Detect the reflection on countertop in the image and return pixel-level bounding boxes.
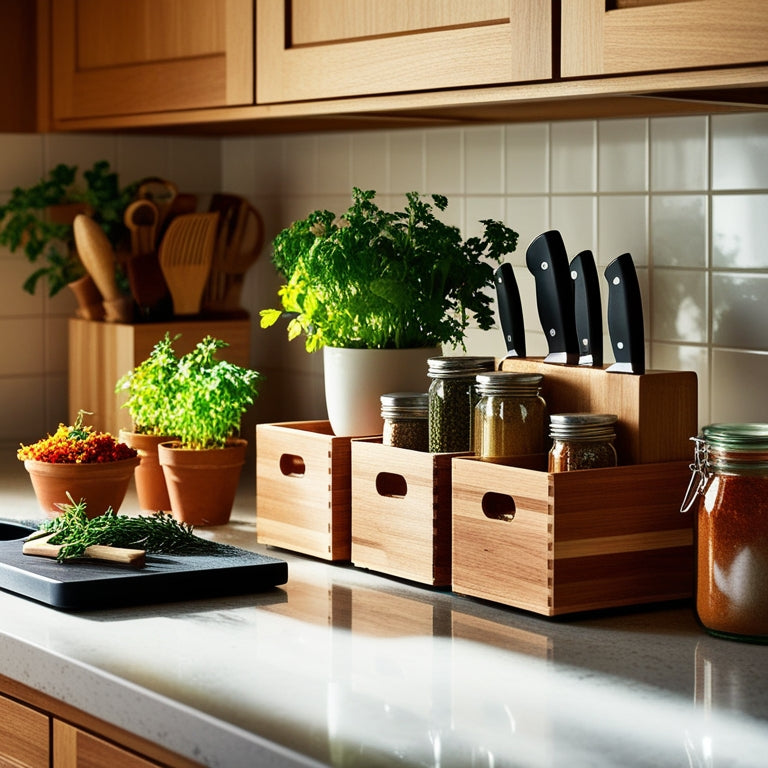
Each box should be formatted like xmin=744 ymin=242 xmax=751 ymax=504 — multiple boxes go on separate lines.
xmin=0 ymin=452 xmax=766 ymax=767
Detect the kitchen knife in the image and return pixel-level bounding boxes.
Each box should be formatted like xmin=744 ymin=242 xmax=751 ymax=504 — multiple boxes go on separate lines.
xmin=494 ymin=262 xmax=526 ymax=361
xmin=570 ymin=249 xmax=603 ymax=367
xmin=604 ymin=252 xmax=645 ymax=375
xmin=525 ymin=230 xmax=579 ymax=364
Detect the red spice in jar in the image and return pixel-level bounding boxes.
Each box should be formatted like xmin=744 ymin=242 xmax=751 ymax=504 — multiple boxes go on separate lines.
xmin=690 ymin=424 xmax=768 ymax=642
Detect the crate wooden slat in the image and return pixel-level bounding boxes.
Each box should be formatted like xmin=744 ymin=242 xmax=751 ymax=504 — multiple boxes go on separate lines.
xmin=256 ymin=420 xmax=351 ymax=560
xmin=498 ymin=358 xmax=698 ymax=464
xmin=351 ymin=439 xmax=469 ymax=586
xmin=451 ymin=456 xmax=694 ymax=616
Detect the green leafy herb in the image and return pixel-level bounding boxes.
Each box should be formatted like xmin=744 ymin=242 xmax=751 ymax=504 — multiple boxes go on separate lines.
xmin=260 ymin=188 xmax=519 ymax=351
xmin=32 ymin=494 xmax=230 ymax=562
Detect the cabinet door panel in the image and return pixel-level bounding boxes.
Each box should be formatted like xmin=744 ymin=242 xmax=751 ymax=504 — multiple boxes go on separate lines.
xmin=562 ymin=0 xmax=768 ymax=77
xmin=51 ymin=0 xmax=253 ymax=121
xmin=0 ymin=693 xmax=49 ymax=768
xmin=53 ymin=720 xmax=162 ymax=768
xmin=256 ymin=0 xmax=551 ymax=103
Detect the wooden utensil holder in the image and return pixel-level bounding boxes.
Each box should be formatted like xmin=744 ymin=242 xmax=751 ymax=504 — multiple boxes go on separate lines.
xmin=451 ymin=360 xmax=699 ymax=616
xmin=351 ymin=438 xmax=470 ymax=586
xmin=256 ymin=421 xmax=352 ymax=560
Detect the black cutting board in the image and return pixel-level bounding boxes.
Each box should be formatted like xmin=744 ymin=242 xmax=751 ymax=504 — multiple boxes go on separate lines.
xmin=0 ymin=522 xmax=288 ymax=611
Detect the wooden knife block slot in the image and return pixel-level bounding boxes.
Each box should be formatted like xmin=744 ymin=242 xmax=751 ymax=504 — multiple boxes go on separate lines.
xmin=498 ymin=358 xmax=698 ymax=465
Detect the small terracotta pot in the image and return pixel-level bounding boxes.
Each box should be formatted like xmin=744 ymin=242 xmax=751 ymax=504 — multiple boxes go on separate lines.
xmin=158 ymin=439 xmax=247 ymax=527
xmin=23 ymin=456 xmax=140 ymax=518
xmin=119 ymin=430 xmax=177 ymax=512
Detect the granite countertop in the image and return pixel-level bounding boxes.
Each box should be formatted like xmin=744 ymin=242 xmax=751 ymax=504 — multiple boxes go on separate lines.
xmin=0 ymin=458 xmax=767 ymax=767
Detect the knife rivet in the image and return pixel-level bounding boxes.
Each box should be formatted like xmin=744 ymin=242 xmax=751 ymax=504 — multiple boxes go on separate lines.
xmin=612 ymin=276 xmax=621 ymax=286
xmin=540 ymin=262 xmax=549 ymax=271
xmin=549 ymin=328 xmax=556 ymax=337
xmin=617 ymin=341 xmax=625 ymax=349
xmin=571 ymin=270 xmax=578 ymax=280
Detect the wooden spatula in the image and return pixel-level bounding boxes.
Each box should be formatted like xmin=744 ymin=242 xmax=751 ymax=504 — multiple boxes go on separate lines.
xmin=23 ymin=534 xmax=146 ymax=568
xmin=158 ymin=212 xmax=219 ymax=316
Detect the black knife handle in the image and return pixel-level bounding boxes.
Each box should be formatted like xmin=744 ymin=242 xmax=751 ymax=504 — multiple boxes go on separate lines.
xmin=525 ymin=230 xmax=579 ymax=364
xmin=604 ymin=252 xmax=645 ymax=375
xmin=570 ymin=250 xmax=603 ymax=367
xmin=494 ymin=262 xmax=526 ymax=358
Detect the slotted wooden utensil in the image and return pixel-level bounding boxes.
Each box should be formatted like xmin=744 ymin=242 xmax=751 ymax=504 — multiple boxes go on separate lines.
xmin=158 ymin=212 xmax=219 ymax=316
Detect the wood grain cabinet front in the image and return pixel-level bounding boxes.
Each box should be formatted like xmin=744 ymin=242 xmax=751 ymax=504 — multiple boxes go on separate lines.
xmin=48 ymin=0 xmax=254 ymax=123
xmin=562 ymin=0 xmax=768 ymax=78
xmin=53 ymin=721 xmax=162 ymax=768
xmin=256 ymin=0 xmax=552 ymax=103
xmin=0 ymin=692 xmax=49 ymax=768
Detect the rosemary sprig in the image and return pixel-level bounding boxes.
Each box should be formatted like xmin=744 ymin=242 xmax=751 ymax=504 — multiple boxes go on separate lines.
xmin=31 ymin=494 xmax=232 ymax=561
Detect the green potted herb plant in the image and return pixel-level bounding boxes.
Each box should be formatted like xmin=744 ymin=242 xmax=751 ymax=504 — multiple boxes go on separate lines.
xmin=115 ymin=333 xmax=181 ymax=512
xmin=0 ymin=160 xmax=135 ymax=316
xmin=260 ymin=187 xmax=518 ymax=435
xmin=150 ymin=335 xmax=264 ymax=526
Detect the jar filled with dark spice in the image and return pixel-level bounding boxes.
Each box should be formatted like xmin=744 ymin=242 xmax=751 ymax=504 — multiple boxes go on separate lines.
xmin=380 ymin=392 xmax=429 ymax=451
xmin=473 ymin=372 xmax=547 ymax=459
xmin=548 ymin=413 xmax=618 ymax=472
xmin=428 ymin=356 xmax=495 ymax=453
xmin=681 ymin=423 xmax=768 ymax=643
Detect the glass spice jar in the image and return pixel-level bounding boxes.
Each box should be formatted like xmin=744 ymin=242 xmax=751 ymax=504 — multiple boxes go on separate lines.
xmin=380 ymin=392 xmax=429 ymax=451
xmin=473 ymin=372 xmax=547 ymax=459
xmin=427 ymin=356 xmax=495 ymax=453
xmin=548 ymin=413 xmax=618 ymax=472
xmin=681 ymin=423 xmax=768 ymax=643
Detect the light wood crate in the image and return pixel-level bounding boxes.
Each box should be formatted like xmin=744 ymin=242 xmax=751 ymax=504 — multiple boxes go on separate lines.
xmin=256 ymin=421 xmax=352 ymax=561
xmin=451 ymin=456 xmax=694 ymax=616
xmin=68 ymin=317 xmax=250 ymax=434
xmin=351 ymin=439 xmax=469 ymax=586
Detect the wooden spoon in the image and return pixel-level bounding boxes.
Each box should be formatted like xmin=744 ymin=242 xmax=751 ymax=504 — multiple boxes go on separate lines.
xmin=124 ymin=199 xmax=159 ymax=256
xmin=158 ymin=212 xmax=219 ymax=316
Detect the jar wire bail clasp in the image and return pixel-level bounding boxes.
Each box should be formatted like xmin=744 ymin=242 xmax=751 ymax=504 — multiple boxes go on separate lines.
xmin=680 ymin=436 xmax=709 ymax=514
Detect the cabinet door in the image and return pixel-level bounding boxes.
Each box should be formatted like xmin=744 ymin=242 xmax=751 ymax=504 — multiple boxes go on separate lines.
xmin=50 ymin=0 xmax=253 ymax=121
xmin=562 ymin=0 xmax=768 ymax=77
xmin=256 ymin=0 xmax=551 ymax=103
xmin=0 ymin=693 xmax=49 ymax=768
xmin=53 ymin=720 xmax=162 ymax=768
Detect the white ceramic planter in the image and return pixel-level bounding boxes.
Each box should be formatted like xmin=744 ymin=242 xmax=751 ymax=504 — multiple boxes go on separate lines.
xmin=323 ymin=346 xmax=441 ymax=437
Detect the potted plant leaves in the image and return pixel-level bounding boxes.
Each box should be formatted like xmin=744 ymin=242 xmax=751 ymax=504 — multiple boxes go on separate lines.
xmin=115 ymin=333 xmax=181 ymax=512
xmin=0 ymin=160 xmax=135 ymax=316
xmin=260 ymin=188 xmax=519 ymax=436
xmin=149 ymin=335 xmax=264 ymax=526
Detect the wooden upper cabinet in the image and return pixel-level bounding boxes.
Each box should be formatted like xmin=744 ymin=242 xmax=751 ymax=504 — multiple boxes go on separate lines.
xmin=49 ymin=0 xmax=253 ymax=122
xmin=562 ymin=0 xmax=768 ymax=78
xmin=256 ymin=0 xmax=552 ymax=103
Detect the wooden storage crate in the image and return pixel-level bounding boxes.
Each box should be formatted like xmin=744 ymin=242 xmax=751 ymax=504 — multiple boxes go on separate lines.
xmin=452 ymin=362 xmax=698 ymax=616
xmin=256 ymin=420 xmax=352 ymax=560
xmin=351 ymin=439 xmax=469 ymax=586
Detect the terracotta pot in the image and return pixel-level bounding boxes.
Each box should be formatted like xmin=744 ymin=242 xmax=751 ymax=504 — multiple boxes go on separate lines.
xmin=67 ymin=274 xmax=104 ymax=320
xmin=119 ymin=430 xmax=177 ymax=512
xmin=323 ymin=346 xmax=441 ymax=436
xmin=157 ymin=439 xmax=247 ymax=526
xmin=23 ymin=456 xmax=140 ymax=518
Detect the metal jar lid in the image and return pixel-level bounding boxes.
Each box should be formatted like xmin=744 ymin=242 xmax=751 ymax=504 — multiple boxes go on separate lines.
xmin=380 ymin=392 xmax=428 ymax=419
xmin=427 ymin=356 xmax=495 ymax=378
xmin=549 ymin=413 xmax=618 ymax=441
xmin=475 ymin=371 xmax=543 ymax=397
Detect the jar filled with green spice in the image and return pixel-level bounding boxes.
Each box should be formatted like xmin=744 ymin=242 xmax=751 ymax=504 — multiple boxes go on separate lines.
xmin=428 ymin=356 xmax=495 ymax=453
xmin=473 ymin=372 xmax=547 ymax=459
xmin=547 ymin=413 xmax=618 ymax=472
xmin=381 ymin=392 xmax=429 ymax=451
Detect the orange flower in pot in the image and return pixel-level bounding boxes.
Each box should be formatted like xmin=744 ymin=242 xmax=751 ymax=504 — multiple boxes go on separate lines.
xmin=17 ymin=410 xmax=139 ymax=518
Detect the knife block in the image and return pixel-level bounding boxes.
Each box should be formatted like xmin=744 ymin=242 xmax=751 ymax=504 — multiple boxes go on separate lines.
xmin=256 ymin=421 xmax=352 ymax=560
xmin=451 ymin=360 xmax=698 ymax=616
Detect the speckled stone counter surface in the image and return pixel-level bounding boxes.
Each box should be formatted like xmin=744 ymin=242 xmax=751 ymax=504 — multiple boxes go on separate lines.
xmin=0 ymin=455 xmax=767 ymax=767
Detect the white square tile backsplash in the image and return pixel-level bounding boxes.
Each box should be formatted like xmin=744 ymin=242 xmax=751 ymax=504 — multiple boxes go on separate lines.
xmin=1 ymin=110 xmax=767 ymax=444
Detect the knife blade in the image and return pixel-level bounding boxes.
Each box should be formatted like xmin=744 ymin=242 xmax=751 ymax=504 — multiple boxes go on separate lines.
xmin=525 ymin=230 xmax=579 ymax=364
xmin=494 ymin=262 xmax=526 ymax=361
xmin=570 ymin=249 xmax=603 ymax=367
xmin=604 ymin=252 xmax=645 ymax=375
